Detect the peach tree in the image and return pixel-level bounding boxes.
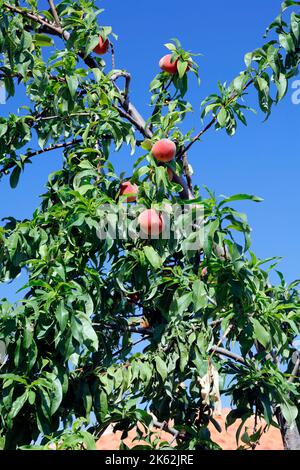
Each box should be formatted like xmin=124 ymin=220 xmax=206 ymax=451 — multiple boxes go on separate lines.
xmin=0 ymin=0 xmax=300 ymax=450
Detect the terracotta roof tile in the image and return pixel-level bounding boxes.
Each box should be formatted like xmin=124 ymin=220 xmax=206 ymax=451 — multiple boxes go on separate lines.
xmin=96 ymin=409 xmax=283 ymax=450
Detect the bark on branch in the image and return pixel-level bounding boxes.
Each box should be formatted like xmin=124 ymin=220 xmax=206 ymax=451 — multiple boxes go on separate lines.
xmin=2 ymin=2 xmax=192 ymax=200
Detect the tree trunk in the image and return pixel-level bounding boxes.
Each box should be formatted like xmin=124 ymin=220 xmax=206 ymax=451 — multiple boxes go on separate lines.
xmin=276 ymin=409 xmax=300 ymax=450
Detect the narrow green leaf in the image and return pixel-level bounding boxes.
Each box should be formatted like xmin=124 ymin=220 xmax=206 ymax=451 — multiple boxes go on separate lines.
xmin=33 ymin=34 xmax=54 ymax=47
xmin=164 ymin=43 xmax=176 ymax=51
xmin=275 ymin=73 xmax=288 ymax=101
xmin=279 ymin=33 xmax=295 ymax=52
xmin=280 ymin=402 xmax=298 ymax=425
xmin=143 ymin=246 xmax=162 ymax=270
xmin=155 ymin=356 xmax=167 ymax=381
xmin=217 ymin=107 xmax=228 ymax=127
xmin=192 ymin=279 xmax=208 ymax=311
xmin=9 ymin=166 xmax=21 ymax=189
xmin=55 ymin=301 xmax=69 ymax=332
xmin=177 ymin=61 xmax=188 ymax=79
xmin=291 ymin=12 xmax=300 ymax=41
xmin=85 ymin=35 xmax=101 ymax=56
xmin=219 ymin=194 xmax=263 ymax=207
xmin=9 ymin=391 xmax=28 ymax=420
xmin=99 ymin=391 xmax=108 ymax=421
xmin=66 ymin=76 xmax=79 ymax=99
xmin=251 ymin=318 xmax=270 ymax=348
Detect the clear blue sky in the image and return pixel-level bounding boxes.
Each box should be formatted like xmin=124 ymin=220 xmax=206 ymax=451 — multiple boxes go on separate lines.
xmin=1 ymin=0 xmax=299 ymax=303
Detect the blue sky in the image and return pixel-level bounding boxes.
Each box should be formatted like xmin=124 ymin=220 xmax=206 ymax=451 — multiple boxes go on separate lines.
xmin=0 ymin=0 xmax=299 ymax=305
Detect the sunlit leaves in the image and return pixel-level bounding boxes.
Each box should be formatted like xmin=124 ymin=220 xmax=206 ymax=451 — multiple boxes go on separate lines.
xmin=33 ymin=34 xmax=54 ymax=47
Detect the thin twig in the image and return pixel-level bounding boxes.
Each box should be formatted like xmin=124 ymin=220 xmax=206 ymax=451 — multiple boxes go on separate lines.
xmin=99 ymin=322 xmax=153 ymax=336
xmin=112 ymin=336 xmax=149 ymax=357
xmin=3 ymin=2 xmax=62 ymax=35
xmin=0 ymin=139 xmax=83 ymax=175
xmin=179 ymin=79 xmax=254 ymax=157
xmin=3 ymin=2 xmax=192 ymax=200
xmin=110 ymin=70 xmax=131 ymax=106
xmin=0 ymin=72 xmax=65 ymax=82
xmin=210 ymin=324 xmax=233 ymax=360
xmin=48 ymin=0 xmax=61 ymax=27
xmin=109 ymin=41 xmax=115 ymax=69
xmin=209 ymin=346 xmax=246 ymax=365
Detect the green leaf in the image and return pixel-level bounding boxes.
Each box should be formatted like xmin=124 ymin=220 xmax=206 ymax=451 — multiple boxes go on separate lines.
xmin=9 ymin=391 xmax=28 ymax=420
xmin=99 ymin=391 xmax=108 ymax=421
xmin=275 ymin=73 xmax=288 ymax=101
xmin=219 ymin=194 xmax=263 ymax=207
xmin=256 ymin=76 xmax=269 ymax=94
xmin=291 ymin=13 xmax=300 ymax=41
xmin=217 ymin=107 xmax=228 ymax=127
xmin=178 ymin=341 xmax=189 ymax=372
xmin=81 ymin=431 xmax=96 ymax=450
xmin=170 ymin=292 xmax=193 ymax=316
xmin=251 ymin=318 xmax=270 ymax=348
xmin=279 ymin=33 xmax=295 ymax=52
xmin=55 ymin=301 xmax=69 ymax=332
xmin=232 ymin=73 xmax=248 ymax=92
xmin=78 ymin=313 xmax=99 ymax=351
xmin=9 ymin=166 xmax=21 ymax=189
xmin=244 ymin=52 xmax=253 ymax=68
xmin=28 ymin=390 xmax=36 ymax=406
xmin=203 ymin=218 xmax=219 ymax=257
xmin=260 ymin=395 xmax=273 ymax=425
xmin=155 ymin=356 xmax=167 ymax=382
xmin=177 ymin=61 xmax=188 ymax=79
xmin=140 ymin=139 xmax=152 ymax=151
xmin=164 ymin=43 xmax=176 ymax=51
xmin=66 ymin=76 xmax=79 ymax=99
xmin=48 ymin=375 xmax=63 ymax=415
xmin=0 ymin=122 xmax=8 ymax=138
xmin=85 ymin=35 xmax=101 ymax=56
xmin=280 ymin=402 xmax=298 ymax=425
xmin=192 ymin=279 xmax=208 ymax=311
xmin=33 ymin=34 xmax=54 ymax=47
xmin=281 ymin=1 xmax=300 ymax=13
xmin=143 ymin=246 xmax=162 ymax=270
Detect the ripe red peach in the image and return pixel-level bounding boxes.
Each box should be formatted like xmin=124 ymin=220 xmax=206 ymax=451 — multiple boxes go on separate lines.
xmin=138 ymin=209 xmax=165 ymax=236
xmin=151 ymin=139 xmax=176 ymax=163
xmin=93 ymin=36 xmax=109 ymax=55
xmin=120 ymin=181 xmax=139 ymax=203
xmin=159 ymin=54 xmax=178 ymax=74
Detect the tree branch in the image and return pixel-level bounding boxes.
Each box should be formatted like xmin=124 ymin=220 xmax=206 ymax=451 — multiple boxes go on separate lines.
xmin=181 ymin=152 xmax=194 ymax=197
xmin=109 ymin=41 xmax=115 ymax=69
xmin=209 ymin=346 xmax=246 ymax=366
xmin=152 ymin=419 xmax=182 ymax=440
xmin=2 ymin=2 xmax=191 ymax=200
xmin=100 ymin=322 xmax=153 ymax=336
xmin=288 ymin=352 xmax=300 ymax=384
xmin=3 ymin=2 xmax=62 ymax=35
xmin=110 ymin=71 xmax=131 ymax=103
xmin=0 ymin=71 xmax=65 ymax=83
xmin=179 ymin=79 xmax=254 ymax=157
xmin=112 ymin=336 xmax=149 ymax=358
xmin=0 ymin=139 xmax=82 ymax=175
xmin=48 ymin=0 xmax=61 ymax=27
xmin=102 ymin=321 xmax=247 ymax=368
